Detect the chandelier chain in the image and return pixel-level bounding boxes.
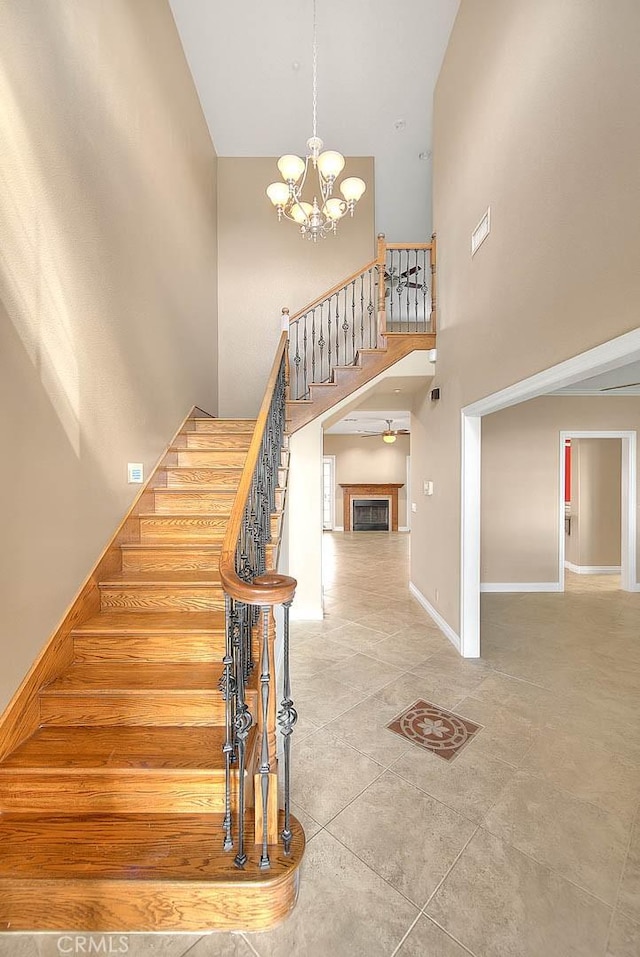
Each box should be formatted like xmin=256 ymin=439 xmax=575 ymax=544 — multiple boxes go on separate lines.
xmin=312 ymin=0 xmax=318 ymax=140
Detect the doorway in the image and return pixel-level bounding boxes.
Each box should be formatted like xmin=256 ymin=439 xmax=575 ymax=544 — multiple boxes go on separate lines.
xmin=322 ymin=455 xmax=336 ymax=530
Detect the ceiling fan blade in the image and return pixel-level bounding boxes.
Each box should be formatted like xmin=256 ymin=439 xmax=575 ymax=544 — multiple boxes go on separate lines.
xmin=600 ymin=382 xmax=640 ymax=391
xmin=398 ymin=265 xmax=421 ymax=278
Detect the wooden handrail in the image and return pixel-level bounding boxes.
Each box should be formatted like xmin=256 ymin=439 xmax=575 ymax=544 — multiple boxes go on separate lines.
xmin=287 ymin=258 xmax=379 ymax=324
xmin=219 ymin=332 xmax=296 ymax=606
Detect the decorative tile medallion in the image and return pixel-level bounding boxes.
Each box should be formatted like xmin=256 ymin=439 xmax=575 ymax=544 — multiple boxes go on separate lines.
xmin=387 ymin=699 xmax=483 ymax=762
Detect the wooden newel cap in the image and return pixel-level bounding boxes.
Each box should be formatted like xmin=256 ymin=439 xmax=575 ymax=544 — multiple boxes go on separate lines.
xmin=281 ymin=307 xmax=289 ymax=315
xmin=253 ymin=573 xmax=297 ymax=605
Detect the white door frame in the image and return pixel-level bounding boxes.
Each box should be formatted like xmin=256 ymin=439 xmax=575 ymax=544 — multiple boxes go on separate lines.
xmin=322 ymin=455 xmax=336 ymax=530
xmin=559 ymin=431 xmax=636 ymax=591
xmin=460 ymin=326 xmax=640 ymax=659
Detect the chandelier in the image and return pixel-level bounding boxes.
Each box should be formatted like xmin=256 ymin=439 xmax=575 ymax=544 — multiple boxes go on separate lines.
xmin=266 ymin=0 xmax=366 ymax=241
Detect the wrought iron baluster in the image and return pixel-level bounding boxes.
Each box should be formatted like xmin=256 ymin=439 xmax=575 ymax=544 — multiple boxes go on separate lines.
xmin=293 ymin=321 xmax=301 ymax=400
xmin=389 ymin=250 xmax=394 ymax=326
xmin=233 ymin=600 xmax=252 ymax=869
xmin=368 ymin=268 xmax=375 ymax=348
xmin=258 ymin=606 xmax=272 ymax=869
xmin=302 ymin=316 xmax=308 ymax=399
xmin=335 ymin=294 xmax=340 ymax=367
xmin=342 ymin=286 xmax=349 ymax=365
xmin=327 ymin=301 xmax=332 ymax=380
xmin=423 ymin=248 xmax=429 ymax=329
xmin=278 ymin=600 xmax=297 ymax=855
xmin=221 ymin=594 xmax=236 ymax=851
xmin=351 ymin=280 xmax=356 ymax=364
xmin=359 ymin=273 xmax=365 ymax=362
xmin=318 ymin=301 xmax=325 ymax=382
xmin=311 ymin=308 xmax=316 ymax=385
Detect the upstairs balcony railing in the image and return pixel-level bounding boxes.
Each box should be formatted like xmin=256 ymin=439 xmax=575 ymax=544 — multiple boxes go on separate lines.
xmin=285 ymin=233 xmax=436 ymax=400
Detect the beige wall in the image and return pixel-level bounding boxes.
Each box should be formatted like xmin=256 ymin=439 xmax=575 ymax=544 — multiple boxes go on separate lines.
xmin=323 ymin=434 xmax=410 ymax=529
xmin=412 ymin=0 xmax=640 ymax=630
xmin=567 ymin=439 xmax=621 ymax=570
xmin=217 ymin=157 xmax=375 ymax=417
xmin=0 ymin=0 xmax=218 ymax=709
xmin=481 ymin=397 xmax=637 ymax=584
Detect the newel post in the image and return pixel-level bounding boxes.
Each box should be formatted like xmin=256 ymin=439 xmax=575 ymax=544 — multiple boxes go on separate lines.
xmin=376 ymin=232 xmax=387 ymax=338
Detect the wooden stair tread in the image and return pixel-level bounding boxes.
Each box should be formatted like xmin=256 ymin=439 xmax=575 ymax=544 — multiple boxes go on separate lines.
xmin=73 ymin=610 xmax=226 ymax=634
xmin=138 ymin=513 xmax=230 ymax=521
xmin=0 ymin=811 xmax=303 ymax=882
xmin=44 ymin=663 xmax=225 ymax=693
xmin=0 ymin=726 xmax=230 ymax=770
xmin=99 ymin=571 xmax=223 ymax=586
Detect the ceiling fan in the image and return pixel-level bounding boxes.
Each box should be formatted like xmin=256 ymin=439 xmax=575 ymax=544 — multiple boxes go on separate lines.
xmin=361 ymin=418 xmax=410 ymax=444
xmin=383 ymin=263 xmax=426 ymax=297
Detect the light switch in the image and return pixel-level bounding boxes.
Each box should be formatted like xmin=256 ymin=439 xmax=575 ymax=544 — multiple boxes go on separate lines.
xmin=423 ymin=480 xmax=433 ymax=496
xmin=411 ymin=503 xmax=417 ymax=513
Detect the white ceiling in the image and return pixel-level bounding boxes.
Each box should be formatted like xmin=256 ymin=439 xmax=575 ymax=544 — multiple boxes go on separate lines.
xmin=169 ymin=0 xmax=460 ymax=241
xmin=325 ymin=409 xmax=411 ymax=436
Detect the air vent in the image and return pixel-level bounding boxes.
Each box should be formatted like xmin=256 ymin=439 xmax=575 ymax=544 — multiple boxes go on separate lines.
xmin=471 ymin=208 xmax=491 ymax=256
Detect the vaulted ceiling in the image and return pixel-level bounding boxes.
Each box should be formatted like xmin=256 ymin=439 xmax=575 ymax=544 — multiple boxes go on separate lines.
xmin=169 ymin=0 xmax=460 ymax=241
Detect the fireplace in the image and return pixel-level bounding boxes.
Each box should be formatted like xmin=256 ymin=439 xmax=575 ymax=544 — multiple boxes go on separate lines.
xmin=339 ymin=483 xmax=404 ymax=532
xmin=352 ymin=498 xmax=390 ymax=531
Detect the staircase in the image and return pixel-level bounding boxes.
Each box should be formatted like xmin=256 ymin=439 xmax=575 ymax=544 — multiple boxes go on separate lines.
xmin=0 ymin=398 xmax=304 ymax=931
xmin=286 ymin=233 xmax=437 ymax=431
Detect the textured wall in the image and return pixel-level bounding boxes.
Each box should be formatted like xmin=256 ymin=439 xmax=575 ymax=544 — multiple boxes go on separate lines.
xmin=412 ymin=0 xmax=640 ymax=632
xmin=0 ymin=0 xmax=218 ymax=709
xmin=217 ymin=156 xmax=375 ymax=417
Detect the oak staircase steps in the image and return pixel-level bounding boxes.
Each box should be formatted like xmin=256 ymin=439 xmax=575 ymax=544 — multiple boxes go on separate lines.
xmin=0 ymin=415 xmax=303 ymax=932
xmin=286 ymin=331 xmax=435 ymax=432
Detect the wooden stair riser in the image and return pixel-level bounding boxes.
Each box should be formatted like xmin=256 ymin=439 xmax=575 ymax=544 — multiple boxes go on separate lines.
xmin=153 ymin=490 xmax=235 ymax=514
xmin=100 ymin=584 xmax=224 ymax=613
xmin=140 ymin=516 xmax=228 ymax=544
xmin=73 ymin=632 xmax=225 ymax=663
xmin=0 ymin=771 xmax=235 ymax=815
xmin=121 ymin=545 xmax=220 ymax=573
xmin=188 ymin=419 xmax=257 ymax=434
xmin=39 ymin=690 xmax=246 ymax=727
xmin=162 ymin=468 xmax=242 ymax=490
xmin=172 ymin=450 xmax=246 ymax=468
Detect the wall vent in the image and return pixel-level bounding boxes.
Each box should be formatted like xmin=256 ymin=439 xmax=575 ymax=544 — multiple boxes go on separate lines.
xmin=471 ymin=208 xmax=491 ymax=256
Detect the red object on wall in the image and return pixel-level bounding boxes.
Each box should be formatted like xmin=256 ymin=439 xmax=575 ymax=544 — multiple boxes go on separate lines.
xmin=565 ymin=440 xmax=572 ymax=503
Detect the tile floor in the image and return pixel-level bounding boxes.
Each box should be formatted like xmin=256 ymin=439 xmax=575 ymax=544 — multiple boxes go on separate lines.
xmin=2 ymin=532 xmax=640 ymax=957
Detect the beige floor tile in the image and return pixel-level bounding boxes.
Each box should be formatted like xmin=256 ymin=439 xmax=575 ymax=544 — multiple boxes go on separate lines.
xmin=290 ymin=640 xmax=356 ymax=682
xmin=323 ymin=652 xmax=405 ymax=694
xmin=184 ymin=933 xmax=260 ymax=956
xmin=291 ymin=802 xmax=322 ymax=841
xmin=290 ymin=616 xmax=350 ymax=637
xmin=618 ymin=813 xmax=640 ymax=923
xmin=324 ymin=620 xmax=389 ymax=653
xmin=519 ymin=730 xmax=640 ymax=826
xmin=454 ymin=695 xmax=539 ymax=765
xmin=374 ymin=672 xmax=466 ymax=713
xmin=484 ymin=770 xmax=629 ymax=904
xmin=390 ymin=744 xmax=515 ymax=825
xmin=291 ymin=728 xmax=384 ymax=825
xmin=426 ymin=828 xmax=612 ymax=957
xmin=366 ymin=628 xmax=445 ymax=668
xmin=323 ymin=693 xmax=414 ymax=766
xmin=293 ymin=671 xmax=368 ymax=726
xmin=245 ymin=830 xmax=419 ymax=957
xmin=409 ymin=653 xmax=491 ymax=698
xmin=470 ymin=672 xmax=564 ymax=726
xmin=327 ymin=771 xmax=476 ymax=907
xmin=395 ymin=917 xmax=475 ymax=957
xmin=606 ymin=910 xmax=640 ymax=956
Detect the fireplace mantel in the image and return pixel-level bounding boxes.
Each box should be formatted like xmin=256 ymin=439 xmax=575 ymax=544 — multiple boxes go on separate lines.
xmin=339 ymin=483 xmax=404 ymax=532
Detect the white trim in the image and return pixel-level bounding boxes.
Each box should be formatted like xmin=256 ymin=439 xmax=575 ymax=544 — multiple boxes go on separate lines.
xmin=409 ymin=582 xmax=461 ymax=652
xmin=399 ymin=526 xmax=410 ymax=532
xmin=559 ymin=430 xmax=636 ymax=592
xmin=322 ymin=455 xmax=336 ymax=531
xmin=564 ymin=562 xmax=621 ymax=575
xmin=461 ymin=328 xmax=640 ymax=660
xmin=333 ymin=525 xmax=344 ymax=532
xmin=290 ymin=605 xmax=324 ymax=621
xmin=481 ymin=582 xmax=562 ymax=593
xmin=460 ymin=414 xmax=481 ymax=658
xmin=465 ymin=328 xmax=640 ymax=417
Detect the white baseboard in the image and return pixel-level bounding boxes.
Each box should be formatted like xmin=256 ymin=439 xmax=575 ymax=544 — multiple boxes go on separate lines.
xmin=333 ymin=526 xmax=344 ymax=532
xmin=480 ymin=582 xmax=562 ymax=593
xmin=564 ymin=562 xmax=621 ymax=575
xmin=409 ymin=582 xmax=461 ymax=653
xmin=398 ymin=526 xmax=410 ymax=532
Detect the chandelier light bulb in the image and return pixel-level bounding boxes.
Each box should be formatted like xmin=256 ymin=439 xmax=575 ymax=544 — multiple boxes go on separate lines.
xmin=339 ymin=177 xmax=366 ymax=203
xmin=266 ymin=182 xmax=290 ymax=207
xmin=317 ymin=150 xmax=345 ymax=181
xmin=277 ymin=154 xmax=305 ymax=183
xmin=323 ymin=198 xmax=346 ymax=221
xmin=290 ymin=201 xmax=313 ymax=224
